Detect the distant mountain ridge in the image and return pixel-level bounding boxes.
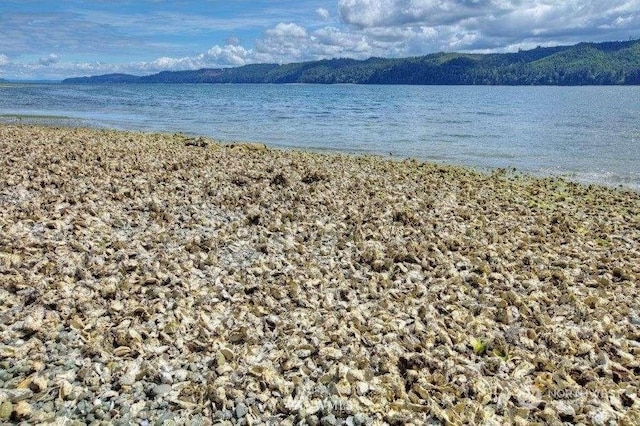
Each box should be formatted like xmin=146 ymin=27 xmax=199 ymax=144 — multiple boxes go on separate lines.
xmin=64 ymin=39 xmax=640 ymax=85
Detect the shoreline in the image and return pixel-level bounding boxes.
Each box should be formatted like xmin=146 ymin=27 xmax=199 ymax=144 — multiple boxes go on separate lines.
xmin=1 ymin=124 xmax=639 ymax=424
xmin=4 ymin=118 xmax=640 ymax=194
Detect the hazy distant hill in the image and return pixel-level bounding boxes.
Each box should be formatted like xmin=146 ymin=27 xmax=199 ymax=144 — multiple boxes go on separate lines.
xmin=64 ymin=39 xmax=640 ymax=85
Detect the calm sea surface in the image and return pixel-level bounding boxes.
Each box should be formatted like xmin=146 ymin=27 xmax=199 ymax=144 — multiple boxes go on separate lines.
xmin=1 ymin=83 xmax=639 ymax=190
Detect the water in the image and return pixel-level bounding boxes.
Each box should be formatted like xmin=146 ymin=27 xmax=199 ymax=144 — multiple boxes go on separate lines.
xmin=1 ymin=83 xmax=639 ymax=190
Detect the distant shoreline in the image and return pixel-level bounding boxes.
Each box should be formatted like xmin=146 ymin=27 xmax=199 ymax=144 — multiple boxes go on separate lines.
xmin=63 ymin=39 xmax=640 ymax=85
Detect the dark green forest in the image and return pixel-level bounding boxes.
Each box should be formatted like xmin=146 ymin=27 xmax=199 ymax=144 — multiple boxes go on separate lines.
xmin=64 ymin=39 xmax=640 ymax=85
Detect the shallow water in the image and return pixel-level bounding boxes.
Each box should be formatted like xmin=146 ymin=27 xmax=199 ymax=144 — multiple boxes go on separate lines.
xmin=1 ymin=83 xmax=639 ymax=190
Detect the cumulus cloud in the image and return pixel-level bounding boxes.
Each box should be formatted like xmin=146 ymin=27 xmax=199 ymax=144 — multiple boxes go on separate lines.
xmin=130 ymin=22 xmax=379 ymax=71
xmin=338 ymin=0 xmax=484 ymax=28
xmin=226 ymin=36 xmax=241 ymax=46
xmin=316 ymin=7 xmax=331 ymax=21
xmin=204 ymin=44 xmax=252 ymax=66
xmin=4 ymin=1 xmax=640 ymax=80
xmin=337 ymin=1 xmax=640 ymax=52
xmin=59 ymin=1 xmax=640 ymax=78
xmin=312 ymin=27 xmax=373 ymax=56
xmin=265 ymin=23 xmax=308 ymax=39
xmin=39 ymin=53 xmax=60 ymax=66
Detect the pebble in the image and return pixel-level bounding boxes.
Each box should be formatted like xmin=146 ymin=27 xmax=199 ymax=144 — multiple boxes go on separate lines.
xmin=29 ymin=376 xmax=48 ymax=393
xmin=4 ymin=388 xmax=33 ymax=403
xmin=14 ymin=400 xmax=33 ymax=419
xmin=152 ymin=385 xmax=172 ymax=397
xmin=0 ymin=400 xmax=12 ymax=420
xmin=353 ymin=413 xmax=368 ymax=426
xmin=235 ymin=401 xmax=248 ymax=418
xmin=321 ymin=414 xmax=337 ymax=426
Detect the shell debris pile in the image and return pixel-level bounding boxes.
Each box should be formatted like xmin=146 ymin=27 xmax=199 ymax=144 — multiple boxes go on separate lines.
xmin=1 ymin=124 xmax=639 ymax=425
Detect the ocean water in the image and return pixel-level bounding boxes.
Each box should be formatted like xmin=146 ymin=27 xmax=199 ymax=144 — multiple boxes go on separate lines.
xmin=1 ymin=83 xmax=639 ymax=190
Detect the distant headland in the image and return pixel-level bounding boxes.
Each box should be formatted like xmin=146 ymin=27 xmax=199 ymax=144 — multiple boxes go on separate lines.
xmin=64 ymin=39 xmax=640 ymax=85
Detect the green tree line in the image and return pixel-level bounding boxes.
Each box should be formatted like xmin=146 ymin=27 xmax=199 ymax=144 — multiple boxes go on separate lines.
xmin=64 ymin=39 xmax=640 ymax=85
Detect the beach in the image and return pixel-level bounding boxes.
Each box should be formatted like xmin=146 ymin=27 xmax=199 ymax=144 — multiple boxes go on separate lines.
xmin=1 ymin=124 xmax=639 ymax=424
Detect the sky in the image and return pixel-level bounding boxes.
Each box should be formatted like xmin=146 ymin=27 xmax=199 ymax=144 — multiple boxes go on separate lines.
xmin=1 ymin=0 xmax=639 ymax=80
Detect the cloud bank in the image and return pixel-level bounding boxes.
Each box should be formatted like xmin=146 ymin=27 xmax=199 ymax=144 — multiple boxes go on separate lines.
xmin=1 ymin=1 xmax=638 ymax=79
xmin=39 ymin=53 xmax=60 ymax=66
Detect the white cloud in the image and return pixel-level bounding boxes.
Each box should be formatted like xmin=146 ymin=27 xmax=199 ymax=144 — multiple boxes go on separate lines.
xmin=265 ymin=23 xmax=308 ymax=39
xmin=150 ymin=57 xmax=184 ymax=68
xmin=39 ymin=53 xmax=60 ymax=66
xmin=226 ymin=36 xmax=241 ymax=46
xmin=312 ymin=27 xmax=372 ymax=56
xmin=204 ymin=44 xmax=252 ymax=66
xmin=316 ymin=7 xmax=330 ymax=21
xmin=338 ymin=0 xmax=482 ymax=28
xmin=4 ymin=1 xmax=640 ymax=80
xmin=337 ymin=1 xmax=640 ymax=52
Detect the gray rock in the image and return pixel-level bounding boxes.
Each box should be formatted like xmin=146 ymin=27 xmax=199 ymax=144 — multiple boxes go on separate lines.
xmin=173 ymin=369 xmax=189 ymax=382
xmin=353 ymin=413 xmax=368 ymax=426
xmin=214 ymin=409 xmax=233 ymax=420
xmin=235 ymin=401 xmax=248 ymax=418
xmin=152 ymin=384 xmax=172 ymax=397
xmin=321 ymin=414 xmax=337 ymax=426
xmin=4 ymin=388 xmax=33 ymax=402
xmin=306 ymin=415 xmax=320 ymax=426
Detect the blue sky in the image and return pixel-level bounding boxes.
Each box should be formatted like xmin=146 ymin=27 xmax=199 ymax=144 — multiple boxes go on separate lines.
xmin=1 ymin=0 xmax=639 ymax=80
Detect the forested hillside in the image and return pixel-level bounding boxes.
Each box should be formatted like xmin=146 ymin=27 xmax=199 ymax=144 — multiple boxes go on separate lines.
xmin=64 ymin=39 xmax=640 ymax=85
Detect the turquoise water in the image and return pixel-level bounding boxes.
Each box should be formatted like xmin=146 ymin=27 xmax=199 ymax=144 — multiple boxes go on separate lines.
xmin=1 ymin=83 xmax=639 ymax=190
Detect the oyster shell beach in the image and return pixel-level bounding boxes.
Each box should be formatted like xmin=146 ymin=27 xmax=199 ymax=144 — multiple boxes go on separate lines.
xmin=1 ymin=124 xmax=639 ymax=425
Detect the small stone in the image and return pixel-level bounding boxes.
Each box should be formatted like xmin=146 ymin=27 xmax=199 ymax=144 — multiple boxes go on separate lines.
xmin=130 ymin=400 xmax=146 ymax=418
xmin=41 ymin=401 xmax=54 ymax=413
xmin=14 ymin=400 xmax=33 ymax=419
xmin=321 ymin=414 xmax=337 ymax=426
xmin=355 ymin=382 xmax=369 ymax=396
xmin=215 ymin=409 xmax=233 ymax=420
xmin=235 ymin=402 xmax=248 ymax=418
xmin=59 ymin=380 xmax=74 ymax=400
xmin=0 ymin=400 xmax=12 ymax=420
xmin=5 ymin=388 xmax=33 ymax=403
xmin=29 ymin=376 xmax=48 ymax=393
xmin=306 ymin=414 xmax=320 ymax=426
xmin=353 ymin=413 xmax=368 ymax=426
xmin=76 ymin=400 xmax=89 ymax=415
xmin=173 ymin=369 xmax=189 ymax=382
xmin=159 ymin=372 xmax=173 ymax=384
xmin=152 ymin=384 xmax=172 ymax=397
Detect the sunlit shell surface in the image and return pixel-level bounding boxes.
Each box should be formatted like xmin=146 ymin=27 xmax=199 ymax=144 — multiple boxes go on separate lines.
xmin=1 ymin=124 xmax=639 ymax=424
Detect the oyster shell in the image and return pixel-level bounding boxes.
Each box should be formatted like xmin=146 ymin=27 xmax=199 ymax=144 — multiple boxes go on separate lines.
xmin=1 ymin=124 xmax=638 ymax=424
